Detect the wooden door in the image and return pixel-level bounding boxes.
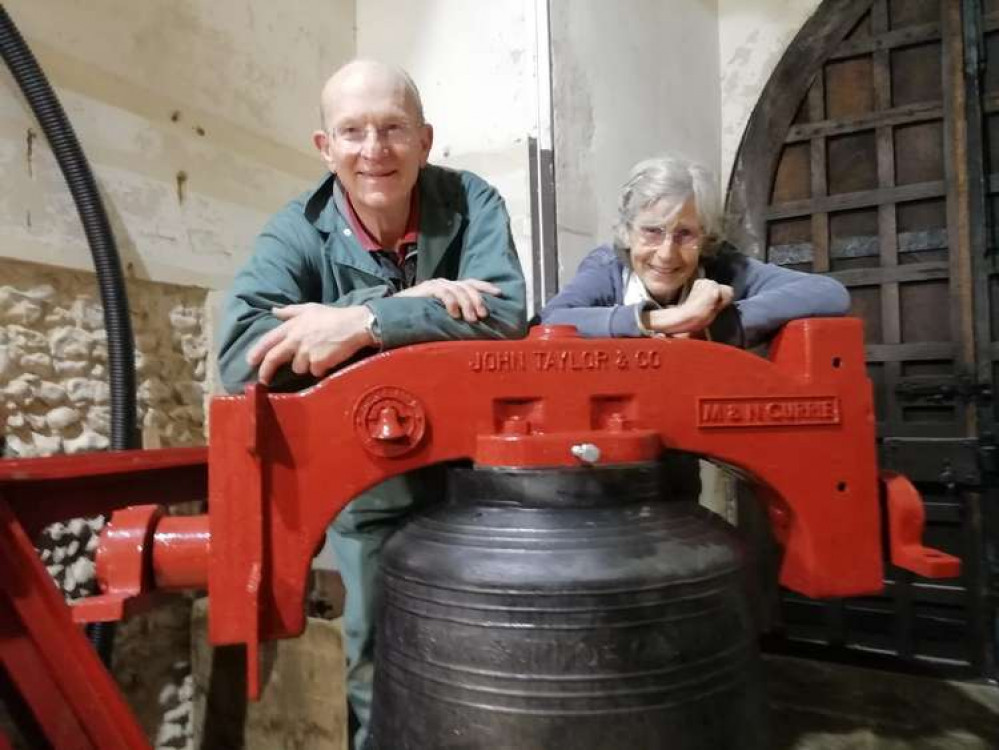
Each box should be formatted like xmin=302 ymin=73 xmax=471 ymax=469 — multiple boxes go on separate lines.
xmin=728 ymin=0 xmax=997 ymax=677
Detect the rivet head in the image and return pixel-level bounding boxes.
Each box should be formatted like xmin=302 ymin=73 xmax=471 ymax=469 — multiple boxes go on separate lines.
xmin=570 ymin=443 xmax=601 ymax=465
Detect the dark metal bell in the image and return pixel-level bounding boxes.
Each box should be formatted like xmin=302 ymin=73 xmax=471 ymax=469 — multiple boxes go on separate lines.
xmin=368 ymin=463 xmax=768 ymax=749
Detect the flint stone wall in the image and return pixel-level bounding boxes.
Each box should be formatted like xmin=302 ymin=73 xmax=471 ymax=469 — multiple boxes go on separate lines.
xmin=0 ymin=257 xmax=208 ymax=461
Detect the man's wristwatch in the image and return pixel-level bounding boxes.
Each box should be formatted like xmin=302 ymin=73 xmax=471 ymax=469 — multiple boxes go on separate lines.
xmin=364 ymin=305 xmax=382 ymax=347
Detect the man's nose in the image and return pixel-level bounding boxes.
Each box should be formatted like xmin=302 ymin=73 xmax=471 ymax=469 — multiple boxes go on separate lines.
xmin=358 ymin=127 xmax=389 ymax=155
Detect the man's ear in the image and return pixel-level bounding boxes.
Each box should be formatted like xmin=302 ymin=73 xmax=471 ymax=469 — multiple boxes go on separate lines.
xmin=420 ymin=123 xmax=434 ymax=166
xmin=312 ymin=130 xmax=332 ymax=162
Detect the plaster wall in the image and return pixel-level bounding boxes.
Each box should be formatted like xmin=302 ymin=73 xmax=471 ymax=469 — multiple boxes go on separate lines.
xmin=550 ymin=0 xmax=722 ymax=283
xmin=0 ymin=0 xmax=356 ymax=477
xmin=356 ymin=0 xmax=539 ymax=309
xmin=718 ymin=0 xmax=823 ymax=188
xmin=0 ymin=0 xmax=353 ymax=290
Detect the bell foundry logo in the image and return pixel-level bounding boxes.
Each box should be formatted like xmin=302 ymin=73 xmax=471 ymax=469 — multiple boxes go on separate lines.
xmin=698 ymin=396 xmax=841 ymax=428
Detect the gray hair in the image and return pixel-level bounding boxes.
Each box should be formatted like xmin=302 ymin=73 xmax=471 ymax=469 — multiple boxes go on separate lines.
xmin=613 ymin=155 xmax=724 ymax=256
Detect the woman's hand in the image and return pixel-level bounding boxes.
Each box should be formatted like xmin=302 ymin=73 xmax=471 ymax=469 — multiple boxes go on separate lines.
xmin=641 ymin=279 xmax=734 ymax=337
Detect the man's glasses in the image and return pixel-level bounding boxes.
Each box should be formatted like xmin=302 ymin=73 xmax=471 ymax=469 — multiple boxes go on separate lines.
xmin=330 ymin=122 xmax=417 ymax=150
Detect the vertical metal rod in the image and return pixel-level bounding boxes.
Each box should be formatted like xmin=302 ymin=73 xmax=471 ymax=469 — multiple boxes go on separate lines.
xmin=530 ymin=0 xmax=559 ymax=312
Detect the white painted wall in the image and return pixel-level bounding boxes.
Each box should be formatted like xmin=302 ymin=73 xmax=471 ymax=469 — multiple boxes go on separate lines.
xmin=0 ymin=0 xmax=822 ymax=306
xmin=547 ymin=0 xmax=824 ymax=280
xmin=0 ymin=0 xmax=353 ymax=290
xmin=550 ymin=0 xmax=722 ymax=283
xmin=356 ymin=0 xmax=540 ymax=309
xmin=0 ymin=0 xmax=826 ymax=298
xmin=718 ymin=0 xmax=823 ymax=188
xmin=548 ymin=0 xmax=824 ymax=286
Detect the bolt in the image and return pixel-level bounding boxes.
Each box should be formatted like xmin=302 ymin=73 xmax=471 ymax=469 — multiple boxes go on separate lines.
xmin=570 ymin=443 xmax=601 ymax=465
xmin=939 ymin=465 xmax=955 ymax=487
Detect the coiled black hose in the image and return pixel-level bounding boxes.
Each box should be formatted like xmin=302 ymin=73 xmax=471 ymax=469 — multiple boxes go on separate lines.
xmin=0 ymin=5 xmax=138 ymax=664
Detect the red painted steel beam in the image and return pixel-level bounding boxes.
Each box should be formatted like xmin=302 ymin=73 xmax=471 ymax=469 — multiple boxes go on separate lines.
xmin=0 ymin=447 xmax=207 ymax=537
xmin=0 ymin=499 xmax=150 ymax=749
xmin=0 ymin=450 xmax=206 ymax=746
xmin=0 ymin=600 xmax=91 ymax=750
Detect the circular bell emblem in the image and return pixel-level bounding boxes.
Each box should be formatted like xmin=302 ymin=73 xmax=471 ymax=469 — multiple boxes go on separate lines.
xmin=353 ymin=387 xmax=427 ymax=458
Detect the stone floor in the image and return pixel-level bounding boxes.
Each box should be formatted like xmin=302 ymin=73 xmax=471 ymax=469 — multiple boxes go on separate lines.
xmin=189 ymin=599 xmax=348 ymax=750
xmin=6 ymin=635 xmax=997 ymax=748
xmin=766 ymin=655 xmax=999 ymax=749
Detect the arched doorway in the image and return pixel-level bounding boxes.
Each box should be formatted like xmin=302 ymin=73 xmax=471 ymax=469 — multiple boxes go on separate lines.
xmin=728 ymin=0 xmax=997 ymax=678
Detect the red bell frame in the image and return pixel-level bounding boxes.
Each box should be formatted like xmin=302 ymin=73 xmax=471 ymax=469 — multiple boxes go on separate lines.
xmin=0 ymin=320 xmax=959 ymax=749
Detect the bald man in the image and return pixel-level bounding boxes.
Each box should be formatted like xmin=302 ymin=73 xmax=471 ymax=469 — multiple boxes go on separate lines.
xmin=218 ymin=60 xmax=527 ymax=749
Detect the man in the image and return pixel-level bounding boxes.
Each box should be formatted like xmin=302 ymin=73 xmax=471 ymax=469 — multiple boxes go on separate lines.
xmin=217 ymin=60 xmax=527 ymax=749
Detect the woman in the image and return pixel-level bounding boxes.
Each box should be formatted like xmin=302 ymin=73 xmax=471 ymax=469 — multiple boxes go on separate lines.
xmin=540 ymin=155 xmax=850 ymax=346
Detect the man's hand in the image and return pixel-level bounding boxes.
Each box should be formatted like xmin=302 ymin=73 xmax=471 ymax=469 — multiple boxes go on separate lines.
xmin=246 ymin=304 xmax=374 ymax=385
xmin=394 ymin=278 xmax=502 ymax=322
xmin=642 ymin=279 xmax=734 ymax=336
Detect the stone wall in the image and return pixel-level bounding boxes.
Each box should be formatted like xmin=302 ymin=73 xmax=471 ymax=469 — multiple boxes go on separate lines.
xmin=1 ymin=256 xmax=207 ymax=461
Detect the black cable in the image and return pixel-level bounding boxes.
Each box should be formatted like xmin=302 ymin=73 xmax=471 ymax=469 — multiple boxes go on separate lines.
xmin=0 ymin=4 xmax=139 ymax=665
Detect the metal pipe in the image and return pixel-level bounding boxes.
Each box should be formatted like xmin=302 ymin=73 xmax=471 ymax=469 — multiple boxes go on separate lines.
xmin=152 ymin=515 xmax=210 ymax=591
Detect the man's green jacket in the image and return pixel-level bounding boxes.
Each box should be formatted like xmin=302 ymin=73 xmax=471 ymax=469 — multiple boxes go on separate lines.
xmin=218 ymin=165 xmax=528 ymax=393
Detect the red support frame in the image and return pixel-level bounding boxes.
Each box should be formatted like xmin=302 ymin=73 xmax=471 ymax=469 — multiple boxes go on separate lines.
xmin=0 ymin=319 xmax=959 ymax=746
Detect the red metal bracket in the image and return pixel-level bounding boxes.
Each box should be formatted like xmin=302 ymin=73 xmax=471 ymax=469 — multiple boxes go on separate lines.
xmin=71 ymin=507 xmax=209 ymax=624
xmin=202 ymin=319 xmax=958 ymax=660
xmin=71 ymin=504 xmax=162 ymax=623
xmin=881 ymin=470 xmax=962 ymax=578
xmin=0 ymin=447 xmax=207 ymax=537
